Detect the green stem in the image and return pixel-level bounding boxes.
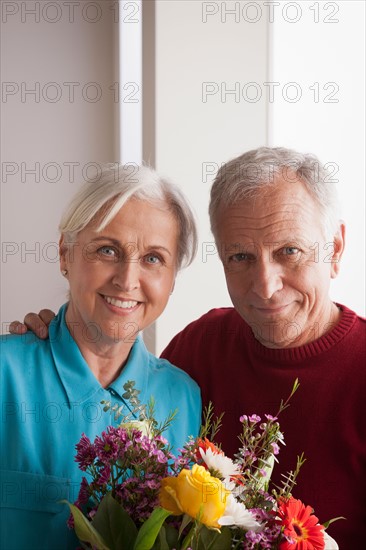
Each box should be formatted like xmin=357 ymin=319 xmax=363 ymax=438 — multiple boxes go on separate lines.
xmin=181 ymin=523 xmax=202 ymax=550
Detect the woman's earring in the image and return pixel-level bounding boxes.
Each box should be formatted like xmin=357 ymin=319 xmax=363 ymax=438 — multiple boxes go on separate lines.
xmin=61 ymin=270 xmax=68 ymax=276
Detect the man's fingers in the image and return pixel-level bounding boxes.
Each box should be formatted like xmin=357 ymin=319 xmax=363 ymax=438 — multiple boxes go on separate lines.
xmin=38 ymin=309 xmax=56 ymax=326
xmin=8 ymin=321 xmax=28 ymax=335
xmin=23 ymin=313 xmax=49 ymax=339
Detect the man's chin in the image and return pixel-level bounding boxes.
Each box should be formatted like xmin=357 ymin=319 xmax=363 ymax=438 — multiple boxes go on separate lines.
xmin=248 ymin=318 xmax=304 ymax=349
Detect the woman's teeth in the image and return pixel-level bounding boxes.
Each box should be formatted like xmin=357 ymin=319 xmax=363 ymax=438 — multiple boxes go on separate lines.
xmin=103 ymin=296 xmax=138 ymax=309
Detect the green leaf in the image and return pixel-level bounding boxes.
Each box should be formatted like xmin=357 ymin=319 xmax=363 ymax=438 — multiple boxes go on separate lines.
xmin=151 ymin=525 xmax=179 ymax=549
xmin=152 ymin=526 xmax=169 ymax=550
xmin=134 ymin=507 xmax=172 ymax=550
xmin=322 ymin=516 xmax=346 ymax=529
xmin=61 ymin=500 xmax=110 ymax=550
xmin=91 ymin=493 xmax=138 ymax=549
xmin=197 ymin=526 xmax=232 ymax=550
xmin=161 ymin=524 xmax=179 ymax=548
xmin=178 ymin=513 xmax=192 ymax=538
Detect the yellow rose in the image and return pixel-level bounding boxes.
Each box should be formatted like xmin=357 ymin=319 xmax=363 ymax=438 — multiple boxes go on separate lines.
xmin=159 ymin=464 xmax=229 ymax=528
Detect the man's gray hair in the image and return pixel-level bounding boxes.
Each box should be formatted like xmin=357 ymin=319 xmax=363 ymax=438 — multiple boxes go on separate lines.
xmin=59 ymin=164 xmax=197 ymax=270
xmin=209 ymin=146 xmax=341 ymax=240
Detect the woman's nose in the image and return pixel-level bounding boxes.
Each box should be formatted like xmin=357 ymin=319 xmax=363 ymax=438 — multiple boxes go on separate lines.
xmin=112 ymin=260 xmax=140 ymax=292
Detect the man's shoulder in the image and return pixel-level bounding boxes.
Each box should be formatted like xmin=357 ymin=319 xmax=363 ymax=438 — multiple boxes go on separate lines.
xmin=336 ymin=303 xmax=366 ymax=338
xmin=161 ymin=307 xmax=247 ymax=361
xmin=178 ymin=307 xmax=243 ymax=334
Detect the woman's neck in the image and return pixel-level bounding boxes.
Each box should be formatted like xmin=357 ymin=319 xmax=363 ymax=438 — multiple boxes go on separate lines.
xmin=65 ymin=312 xmax=135 ymax=388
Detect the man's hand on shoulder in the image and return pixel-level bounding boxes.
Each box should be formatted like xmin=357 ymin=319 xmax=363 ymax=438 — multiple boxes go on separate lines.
xmin=9 ymin=309 xmax=55 ymax=339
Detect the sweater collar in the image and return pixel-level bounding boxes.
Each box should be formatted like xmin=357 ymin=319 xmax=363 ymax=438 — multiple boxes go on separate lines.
xmin=49 ymin=304 xmax=150 ymax=406
xmin=242 ymin=303 xmax=358 ymax=362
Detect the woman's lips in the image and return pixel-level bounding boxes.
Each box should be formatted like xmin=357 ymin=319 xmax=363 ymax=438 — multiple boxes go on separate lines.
xmin=101 ymin=294 xmax=141 ymax=314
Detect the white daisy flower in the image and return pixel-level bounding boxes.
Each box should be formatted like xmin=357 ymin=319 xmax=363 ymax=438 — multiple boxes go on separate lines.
xmin=199 ymin=447 xmax=242 ymax=487
xmin=324 ymin=531 xmax=339 ymax=549
xmin=218 ymin=494 xmax=263 ymax=532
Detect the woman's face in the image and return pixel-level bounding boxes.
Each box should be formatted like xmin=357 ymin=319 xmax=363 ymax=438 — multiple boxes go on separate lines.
xmin=60 ymin=198 xmax=178 ymax=346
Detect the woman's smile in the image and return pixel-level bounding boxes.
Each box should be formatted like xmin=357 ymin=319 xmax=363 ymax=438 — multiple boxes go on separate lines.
xmin=101 ymin=294 xmax=141 ymax=313
xmin=61 ymin=198 xmax=179 ymax=348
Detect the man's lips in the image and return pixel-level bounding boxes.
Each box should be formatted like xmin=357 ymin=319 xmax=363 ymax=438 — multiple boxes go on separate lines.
xmin=253 ymin=304 xmax=291 ymax=315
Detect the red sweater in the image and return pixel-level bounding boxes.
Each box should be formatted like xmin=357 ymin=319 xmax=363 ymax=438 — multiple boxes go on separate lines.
xmin=162 ymin=304 xmax=366 ymax=549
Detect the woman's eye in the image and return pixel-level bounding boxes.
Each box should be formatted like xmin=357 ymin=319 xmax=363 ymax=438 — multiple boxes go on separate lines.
xmin=144 ymin=254 xmax=161 ymax=265
xmin=98 ymin=246 xmax=117 ymax=257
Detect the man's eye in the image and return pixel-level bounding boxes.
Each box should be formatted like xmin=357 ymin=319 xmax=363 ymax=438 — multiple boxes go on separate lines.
xmin=279 ymin=247 xmax=302 ymax=261
xmin=229 ymin=253 xmax=250 ymax=262
xmin=282 ymin=247 xmax=300 ymax=255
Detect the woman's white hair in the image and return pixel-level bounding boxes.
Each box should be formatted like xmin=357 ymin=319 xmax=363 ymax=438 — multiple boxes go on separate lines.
xmin=59 ymin=164 xmax=197 ymax=270
xmin=209 ymin=146 xmax=341 ymax=240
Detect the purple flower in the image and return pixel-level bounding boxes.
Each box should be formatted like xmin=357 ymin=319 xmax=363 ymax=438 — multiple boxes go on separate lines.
xmin=75 ymin=433 xmax=96 ymax=470
xmin=271 ymin=442 xmax=280 ymax=455
xmin=75 ymin=477 xmax=90 ymax=507
xmin=155 ymin=450 xmax=168 ymax=463
xmin=97 ymin=464 xmax=111 ymax=486
xmin=248 ymin=414 xmax=261 ymax=423
xmin=94 ymin=430 xmax=120 ymax=462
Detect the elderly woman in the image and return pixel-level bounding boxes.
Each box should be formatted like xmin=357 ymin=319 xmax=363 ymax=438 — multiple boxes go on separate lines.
xmin=0 ymin=164 xmax=201 ymax=549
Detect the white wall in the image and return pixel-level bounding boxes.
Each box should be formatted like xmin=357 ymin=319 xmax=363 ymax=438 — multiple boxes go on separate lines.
xmin=153 ymin=0 xmax=365 ymax=354
xmin=1 ymin=1 xmax=364 ymax=351
xmin=154 ymin=0 xmax=269 ymax=353
xmin=1 ymin=1 xmax=117 ymax=330
xmin=269 ymin=0 xmax=365 ymax=315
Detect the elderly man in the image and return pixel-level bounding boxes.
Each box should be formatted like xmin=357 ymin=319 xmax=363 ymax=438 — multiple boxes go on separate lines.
xmin=162 ymin=147 xmax=365 ymax=548
xmin=10 ymin=147 xmax=366 ymax=548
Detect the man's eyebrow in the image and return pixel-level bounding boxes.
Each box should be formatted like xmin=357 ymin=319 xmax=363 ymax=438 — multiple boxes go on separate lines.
xmin=223 ymin=237 xmax=312 ymax=249
xmin=89 ymin=236 xmax=172 ymax=256
xmin=269 ymin=237 xmax=311 ymax=247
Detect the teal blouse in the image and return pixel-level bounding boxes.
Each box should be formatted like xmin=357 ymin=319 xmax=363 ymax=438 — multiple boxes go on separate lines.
xmin=0 ymin=304 xmax=201 ymax=549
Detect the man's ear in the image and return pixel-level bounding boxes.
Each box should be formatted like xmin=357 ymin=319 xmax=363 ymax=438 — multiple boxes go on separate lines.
xmin=330 ymin=222 xmax=345 ymax=279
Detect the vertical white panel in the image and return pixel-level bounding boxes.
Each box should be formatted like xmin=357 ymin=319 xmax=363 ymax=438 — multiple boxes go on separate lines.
xmin=119 ymin=0 xmax=143 ymax=164
xmin=1 ymin=2 xmax=116 ymax=329
xmin=155 ymin=0 xmax=269 ymax=353
xmin=269 ymin=0 xmax=365 ymax=315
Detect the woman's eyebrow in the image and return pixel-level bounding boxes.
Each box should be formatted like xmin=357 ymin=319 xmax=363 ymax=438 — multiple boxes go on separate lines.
xmin=90 ymin=236 xmax=122 ymax=247
xmin=89 ymin=236 xmax=172 ymax=256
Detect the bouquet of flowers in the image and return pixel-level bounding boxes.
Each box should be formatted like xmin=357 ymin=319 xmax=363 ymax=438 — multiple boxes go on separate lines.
xmin=64 ymin=380 xmax=340 ymax=549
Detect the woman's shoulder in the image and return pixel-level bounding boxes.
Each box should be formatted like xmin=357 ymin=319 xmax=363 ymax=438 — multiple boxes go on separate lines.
xmin=0 ymin=305 xmax=66 ymax=370
xmin=1 ymin=331 xmax=50 ymax=356
xmin=147 ymin=351 xmax=200 ymax=391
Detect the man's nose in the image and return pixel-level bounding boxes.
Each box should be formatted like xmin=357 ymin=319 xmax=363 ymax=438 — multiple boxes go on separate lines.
xmin=112 ymin=259 xmax=140 ymax=292
xmin=251 ymin=257 xmax=283 ymax=300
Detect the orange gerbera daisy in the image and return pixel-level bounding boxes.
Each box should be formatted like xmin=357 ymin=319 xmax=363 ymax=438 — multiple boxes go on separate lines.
xmin=278 ymin=497 xmax=325 ymax=550
xmin=195 ymin=437 xmax=222 ymax=462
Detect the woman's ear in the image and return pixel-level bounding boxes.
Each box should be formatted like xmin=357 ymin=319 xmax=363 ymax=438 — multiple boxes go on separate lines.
xmin=59 ymin=235 xmax=68 ymax=276
xmin=330 ymin=222 xmax=346 ymax=279
xmin=170 ymin=280 xmax=176 ymax=295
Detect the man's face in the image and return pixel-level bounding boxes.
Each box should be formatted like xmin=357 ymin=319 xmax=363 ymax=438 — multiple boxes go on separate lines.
xmin=215 ymin=177 xmax=345 ymax=348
